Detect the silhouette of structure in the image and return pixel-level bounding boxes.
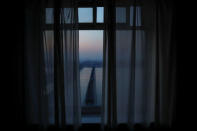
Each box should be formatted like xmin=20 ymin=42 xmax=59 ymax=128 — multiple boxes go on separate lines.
xmin=85 ymin=67 xmax=96 ymax=105
xmin=81 ymin=67 xmax=101 ymax=115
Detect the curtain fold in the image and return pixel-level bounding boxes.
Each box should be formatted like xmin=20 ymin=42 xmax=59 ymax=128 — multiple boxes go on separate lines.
xmin=24 ymin=0 xmax=45 ymax=125
xmin=102 ymin=0 xmax=176 ymax=128
xmin=24 ymin=0 xmax=81 ymax=128
xmin=155 ymin=0 xmax=176 ymax=126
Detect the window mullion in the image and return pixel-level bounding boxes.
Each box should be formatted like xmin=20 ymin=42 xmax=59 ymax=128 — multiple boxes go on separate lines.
xmin=93 ymin=6 xmax=96 ymax=24
xmin=126 ymin=6 xmax=130 ymax=26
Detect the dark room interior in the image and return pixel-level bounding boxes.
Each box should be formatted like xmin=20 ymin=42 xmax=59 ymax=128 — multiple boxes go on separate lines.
xmin=8 ymin=0 xmax=182 ymax=130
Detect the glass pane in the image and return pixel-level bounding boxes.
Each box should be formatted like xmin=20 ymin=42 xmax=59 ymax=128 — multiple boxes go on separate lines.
xmin=78 ymin=8 xmax=93 ymax=23
xmin=116 ymin=7 xmax=126 ymax=23
xmin=79 ymin=30 xmax=103 ymax=123
xmin=46 ymin=8 xmax=54 ymax=24
xmin=97 ymin=7 xmax=104 ymax=23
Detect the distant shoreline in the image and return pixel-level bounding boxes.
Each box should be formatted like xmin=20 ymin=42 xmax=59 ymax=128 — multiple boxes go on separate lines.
xmin=80 ymin=60 xmax=103 ymax=71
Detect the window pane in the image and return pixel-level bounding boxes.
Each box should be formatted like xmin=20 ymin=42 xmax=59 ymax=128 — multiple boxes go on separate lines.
xmin=46 ymin=8 xmax=54 ymax=24
xmin=79 ymin=30 xmax=103 ymax=123
xmin=78 ymin=8 xmax=93 ymax=23
xmin=97 ymin=7 xmax=104 ymax=23
xmin=116 ymin=7 xmax=126 ymax=23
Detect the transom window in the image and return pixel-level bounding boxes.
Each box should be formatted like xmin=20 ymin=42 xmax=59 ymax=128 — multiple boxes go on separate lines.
xmin=44 ymin=5 xmax=143 ymax=30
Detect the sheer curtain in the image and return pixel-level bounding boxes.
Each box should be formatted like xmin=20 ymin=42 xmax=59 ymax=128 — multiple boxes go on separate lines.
xmin=102 ymin=0 xmax=176 ymax=129
xmin=24 ymin=0 xmax=81 ymax=128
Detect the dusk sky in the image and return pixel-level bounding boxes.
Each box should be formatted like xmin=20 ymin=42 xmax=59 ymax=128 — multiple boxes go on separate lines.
xmin=79 ymin=7 xmax=104 ymax=62
xmin=79 ymin=30 xmax=103 ymax=62
xmin=45 ymin=8 xmax=104 ymax=62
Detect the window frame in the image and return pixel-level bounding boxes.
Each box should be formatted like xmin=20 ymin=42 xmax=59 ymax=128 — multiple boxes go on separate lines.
xmin=44 ymin=1 xmax=144 ymax=30
xmin=43 ymin=0 xmax=145 ymax=124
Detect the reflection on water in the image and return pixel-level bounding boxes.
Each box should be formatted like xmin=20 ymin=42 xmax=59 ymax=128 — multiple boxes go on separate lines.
xmin=80 ymin=66 xmax=102 ymax=123
xmin=80 ymin=68 xmax=92 ymax=106
xmin=80 ymin=67 xmax=102 ymax=106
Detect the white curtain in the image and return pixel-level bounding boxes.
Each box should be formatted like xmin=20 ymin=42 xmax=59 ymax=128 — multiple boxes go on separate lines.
xmin=24 ymin=0 xmax=81 ymax=128
xmin=102 ymin=0 xmax=176 ymax=128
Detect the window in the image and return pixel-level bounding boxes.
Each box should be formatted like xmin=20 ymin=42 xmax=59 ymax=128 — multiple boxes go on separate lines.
xmin=44 ymin=4 xmax=143 ymax=124
xmin=79 ymin=30 xmax=103 ymax=123
xmin=96 ymin=7 xmax=104 ymax=23
xmin=78 ymin=8 xmax=93 ymax=23
xmin=45 ymin=7 xmax=105 ymax=124
xmin=77 ymin=6 xmax=105 ymax=123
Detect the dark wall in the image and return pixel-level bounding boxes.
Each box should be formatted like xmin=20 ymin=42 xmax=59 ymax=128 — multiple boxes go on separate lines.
xmin=10 ymin=0 xmax=26 ymax=129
